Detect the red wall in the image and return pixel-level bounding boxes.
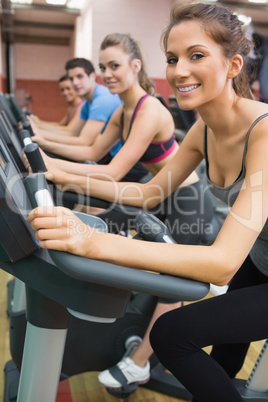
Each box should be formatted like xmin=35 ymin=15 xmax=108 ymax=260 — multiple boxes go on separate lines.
xmin=15 ymin=79 xmax=67 ymax=121
xmin=0 ymin=76 xmax=7 ymax=94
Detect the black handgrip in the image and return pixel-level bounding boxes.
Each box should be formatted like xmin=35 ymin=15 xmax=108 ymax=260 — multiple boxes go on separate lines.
xmin=24 ymin=142 xmax=47 ymax=173
xmin=19 ymin=129 xmax=32 ymax=147
xmin=135 ymin=210 xmax=176 ymax=244
xmin=22 ymin=119 xmax=35 ymax=137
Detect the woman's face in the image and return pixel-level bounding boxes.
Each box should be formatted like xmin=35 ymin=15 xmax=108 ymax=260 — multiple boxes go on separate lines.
xmin=99 ymin=45 xmax=137 ymax=94
xmin=165 ymin=20 xmax=230 ymax=110
xmin=59 ymin=80 xmax=77 ymax=102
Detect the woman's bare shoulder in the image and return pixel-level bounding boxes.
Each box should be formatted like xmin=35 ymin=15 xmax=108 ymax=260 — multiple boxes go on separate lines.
xmin=178 ymin=117 xmax=206 ymax=155
xmin=135 ymin=95 xmax=174 ymax=128
xmin=141 ymin=94 xmax=168 ymax=111
xmin=108 ymin=104 xmax=124 ymax=125
xmin=238 ymin=98 xmax=268 ymax=120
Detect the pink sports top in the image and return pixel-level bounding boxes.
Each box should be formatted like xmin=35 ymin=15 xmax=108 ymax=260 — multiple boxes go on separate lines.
xmin=120 ymin=94 xmax=177 ymax=164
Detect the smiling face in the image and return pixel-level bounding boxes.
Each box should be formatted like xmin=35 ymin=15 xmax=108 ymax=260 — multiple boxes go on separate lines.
xmin=99 ymin=45 xmax=138 ymax=95
xmin=59 ymin=79 xmax=77 ymax=103
xmin=165 ymin=20 xmax=231 ymax=111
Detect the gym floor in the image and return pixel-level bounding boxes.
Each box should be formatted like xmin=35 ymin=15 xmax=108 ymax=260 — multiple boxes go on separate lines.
xmin=0 ymin=269 xmax=263 ymax=402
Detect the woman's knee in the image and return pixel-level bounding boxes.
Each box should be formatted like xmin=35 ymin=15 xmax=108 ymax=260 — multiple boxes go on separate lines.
xmin=150 ymin=304 xmax=201 ymax=359
xmin=150 ymin=308 xmax=187 ymax=354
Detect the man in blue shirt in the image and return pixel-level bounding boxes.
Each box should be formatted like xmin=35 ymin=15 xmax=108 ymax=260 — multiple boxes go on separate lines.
xmin=29 ymin=58 xmax=122 ymax=161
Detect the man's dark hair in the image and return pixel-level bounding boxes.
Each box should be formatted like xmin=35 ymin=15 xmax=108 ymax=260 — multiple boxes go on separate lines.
xmin=65 ymin=58 xmax=95 ymax=76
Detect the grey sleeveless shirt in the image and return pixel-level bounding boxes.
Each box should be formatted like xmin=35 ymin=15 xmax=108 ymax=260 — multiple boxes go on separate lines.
xmin=204 ymin=113 xmax=268 ymax=276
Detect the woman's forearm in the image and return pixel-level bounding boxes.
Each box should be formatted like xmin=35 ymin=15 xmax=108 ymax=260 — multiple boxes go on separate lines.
xmin=40 ymin=140 xmax=96 ymax=162
xmin=39 ymin=126 xmax=74 ymax=137
xmin=88 ymin=177 xmax=145 ymax=205
xmin=41 ymin=133 xmax=93 ymax=146
xmin=38 ymin=121 xmax=61 ymax=130
xmin=60 ymin=173 xmax=171 ymax=210
xmin=85 ymin=231 xmax=231 ymax=286
xmin=51 ymin=170 xmax=145 ymax=206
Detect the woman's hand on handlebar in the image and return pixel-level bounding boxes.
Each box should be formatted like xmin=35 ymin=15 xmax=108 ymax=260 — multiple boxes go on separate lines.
xmin=44 ymin=167 xmax=68 ymax=189
xmin=31 ymin=129 xmax=47 ymax=148
xmin=35 ymin=150 xmax=67 ymax=187
xmin=27 ymin=115 xmax=41 ymax=132
xmin=28 ymin=206 xmax=102 ymax=258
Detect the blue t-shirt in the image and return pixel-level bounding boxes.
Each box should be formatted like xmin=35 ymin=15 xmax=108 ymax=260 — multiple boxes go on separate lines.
xmin=80 ymin=83 xmax=122 ymax=156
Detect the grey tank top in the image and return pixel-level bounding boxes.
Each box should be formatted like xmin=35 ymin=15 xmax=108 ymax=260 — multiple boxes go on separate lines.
xmin=204 ymin=113 xmax=268 ymax=276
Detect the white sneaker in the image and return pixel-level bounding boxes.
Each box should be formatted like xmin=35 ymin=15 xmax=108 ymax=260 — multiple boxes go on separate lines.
xmin=98 ymin=357 xmax=150 ymax=389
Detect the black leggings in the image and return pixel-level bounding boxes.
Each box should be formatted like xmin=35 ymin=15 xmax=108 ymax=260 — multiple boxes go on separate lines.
xmin=150 ymin=256 xmax=268 ymax=402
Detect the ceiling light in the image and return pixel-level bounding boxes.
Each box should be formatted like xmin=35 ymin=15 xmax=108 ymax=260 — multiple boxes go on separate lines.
xmin=248 ymin=0 xmax=267 ymax=3
xmin=46 ymin=0 xmax=66 ymax=5
xmin=10 ymin=0 xmax=32 ymax=4
xmin=67 ymin=0 xmax=85 ymax=9
xmin=237 ymin=14 xmax=252 ymax=26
